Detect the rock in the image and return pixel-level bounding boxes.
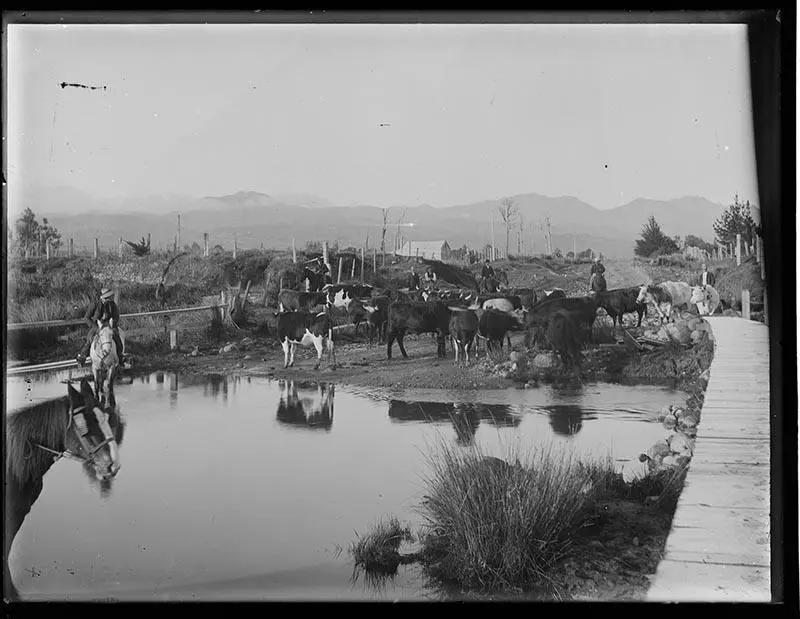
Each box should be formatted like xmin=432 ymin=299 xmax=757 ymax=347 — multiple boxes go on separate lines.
xmin=679 ymin=413 xmax=699 ymax=428
xmin=621 ymin=459 xmax=649 ymax=483
xmin=675 ymin=454 xmax=691 ymax=467
xmin=243 ymin=355 xmax=252 ymax=360
xmin=657 ymin=404 xmax=672 ymax=422
xmin=648 ymin=441 xmax=672 ymax=460
xmin=663 ymin=416 xmax=677 ymax=430
xmin=588 ymin=540 xmax=605 ymax=549
xmin=672 ymin=407 xmax=685 ymax=419
xmin=661 ymin=455 xmax=678 ymax=468
xmin=509 ymin=351 xmax=525 ymax=364
xmin=632 ymin=536 xmax=640 ymax=547
xmin=690 ymin=329 xmax=702 ymax=342
xmin=669 ymin=434 xmax=694 ymax=456
xmin=222 ymin=344 xmax=235 ymax=353
xmin=699 ymin=369 xmax=711 ymax=381
xmin=532 ymin=352 xmax=558 ymax=369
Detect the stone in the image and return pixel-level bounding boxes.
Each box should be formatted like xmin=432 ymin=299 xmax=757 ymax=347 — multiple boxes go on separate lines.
xmin=509 ymin=351 xmax=525 ymax=364
xmin=532 ymin=352 xmax=558 ymax=369
xmin=222 ymin=344 xmax=235 ymax=353
xmin=648 ymin=441 xmax=672 ymax=460
xmin=675 ymin=454 xmax=691 ymax=467
xmin=669 ymin=434 xmax=694 ymax=456
xmin=679 ymin=413 xmax=699 ymax=428
xmin=661 ymin=455 xmax=678 ymax=468
xmin=662 ymin=416 xmax=677 ymax=430
xmin=657 ymin=404 xmax=672 ymax=422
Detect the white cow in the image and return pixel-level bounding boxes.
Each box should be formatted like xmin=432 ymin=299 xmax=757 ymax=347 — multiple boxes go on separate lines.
xmin=636 ymin=281 xmax=693 ymax=323
xmin=690 ymin=285 xmax=720 ymax=316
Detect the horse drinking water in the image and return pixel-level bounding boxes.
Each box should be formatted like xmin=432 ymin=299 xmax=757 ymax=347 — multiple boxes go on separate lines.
xmin=4 ymin=379 xmax=123 ymax=601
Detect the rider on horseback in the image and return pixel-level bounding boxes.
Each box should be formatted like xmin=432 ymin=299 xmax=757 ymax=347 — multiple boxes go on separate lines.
xmin=480 ymin=259 xmax=496 ymax=293
xmin=589 ymin=256 xmax=606 ymax=290
xmin=76 ymin=287 xmax=125 ymax=366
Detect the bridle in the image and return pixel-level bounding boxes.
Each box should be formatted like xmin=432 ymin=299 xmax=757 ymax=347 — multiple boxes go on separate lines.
xmin=31 ymin=404 xmax=115 ymax=465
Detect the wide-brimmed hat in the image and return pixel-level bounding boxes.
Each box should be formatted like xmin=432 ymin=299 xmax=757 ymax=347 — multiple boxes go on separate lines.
xmin=101 ymin=287 xmax=114 ymax=300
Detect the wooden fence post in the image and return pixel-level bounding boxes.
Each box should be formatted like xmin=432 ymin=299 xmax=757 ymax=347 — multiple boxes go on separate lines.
xmin=759 ymin=237 xmax=766 ymax=281
xmin=292 ymin=239 xmax=297 ymax=263
xmin=68 ymin=238 xmax=74 ymax=258
xmin=735 ymin=233 xmax=741 ymax=266
xmin=46 ymin=238 xmax=51 ymax=261
xmin=118 ymin=237 xmax=123 ymax=258
xmin=262 ymin=271 xmax=271 ymax=306
xmin=323 ymin=241 xmax=330 ymax=273
xmin=169 ymin=329 xmax=178 ymax=351
xmin=360 ymin=248 xmax=365 ymax=283
xmin=233 ymin=234 xmax=237 ymax=259
xmin=337 ymin=257 xmax=343 ymax=284
xmin=350 ymin=257 xmax=356 ymax=280
xmin=93 ymin=238 xmax=99 ymax=259
xmin=204 ymin=233 xmax=209 ymax=257
xmin=373 ymin=248 xmax=377 ymax=273
xmin=741 ymin=289 xmax=750 ymax=320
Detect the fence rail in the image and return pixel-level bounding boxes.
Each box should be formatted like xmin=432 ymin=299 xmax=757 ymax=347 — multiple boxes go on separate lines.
xmin=7 ymin=304 xmax=221 ymax=331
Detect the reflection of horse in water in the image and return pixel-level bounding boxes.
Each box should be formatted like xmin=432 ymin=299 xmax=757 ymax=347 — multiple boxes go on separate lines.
xmin=276 ymin=381 xmax=335 ymax=430
xmin=546 ymin=404 xmax=584 ymax=436
xmin=388 ymin=400 xmax=521 ymax=444
xmin=4 ymin=379 xmax=125 ymax=601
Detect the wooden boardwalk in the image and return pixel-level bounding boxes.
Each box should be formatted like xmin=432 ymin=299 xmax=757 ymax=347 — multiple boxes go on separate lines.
xmin=646 ymin=316 xmax=771 ymax=602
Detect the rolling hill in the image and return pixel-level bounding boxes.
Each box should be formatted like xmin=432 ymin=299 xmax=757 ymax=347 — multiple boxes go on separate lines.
xmin=35 ymin=190 xmax=726 ymax=259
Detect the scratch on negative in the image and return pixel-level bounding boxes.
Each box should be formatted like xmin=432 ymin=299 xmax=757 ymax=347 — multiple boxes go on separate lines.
xmin=60 ymin=82 xmax=107 ymax=91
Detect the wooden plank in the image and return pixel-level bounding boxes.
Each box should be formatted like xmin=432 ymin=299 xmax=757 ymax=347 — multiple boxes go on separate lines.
xmin=666 ymin=520 xmax=770 ymax=560
xmin=646 ymin=560 xmax=771 ymax=602
xmin=8 ymin=304 xmax=218 ymax=330
xmin=696 ymin=425 xmax=770 ymax=439
xmin=663 ymin=549 xmax=769 ymax=568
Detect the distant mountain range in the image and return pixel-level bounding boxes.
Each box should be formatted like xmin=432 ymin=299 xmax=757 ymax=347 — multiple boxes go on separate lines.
xmin=23 ymin=187 xmax=726 ymax=259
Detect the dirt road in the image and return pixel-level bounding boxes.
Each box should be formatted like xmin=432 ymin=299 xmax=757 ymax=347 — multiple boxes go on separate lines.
xmin=603 ymin=259 xmax=652 ymax=290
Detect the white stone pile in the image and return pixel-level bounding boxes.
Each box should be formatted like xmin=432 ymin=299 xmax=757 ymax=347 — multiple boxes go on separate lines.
xmin=638 ymin=403 xmax=700 ymax=473
xmin=641 ymin=315 xmax=714 ymax=346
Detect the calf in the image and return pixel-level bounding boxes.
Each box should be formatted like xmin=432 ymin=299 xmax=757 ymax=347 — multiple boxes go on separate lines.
xmin=274 ymin=310 xmax=336 ymax=370
xmin=596 ymin=287 xmax=648 ymax=328
xmin=477 ymin=308 xmax=521 ymax=354
xmin=448 ymin=309 xmax=479 ymax=366
xmin=277 ymin=289 xmax=332 ymax=313
xmin=386 ymin=300 xmax=451 ymax=360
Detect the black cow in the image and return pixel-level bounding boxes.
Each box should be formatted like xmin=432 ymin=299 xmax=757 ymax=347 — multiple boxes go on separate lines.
xmin=525 ymin=295 xmax=599 ymax=347
xmin=277 ymin=289 xmax=332 ymax=313
xmin=347 ymin=299 xmax=369 ymax=337
xmin=386 ymin=300 xmax=451 ymax=360
xmin=504 ymin=287 xmax=536 ymax=311
xmin=477 ymin=308 xmax=522 ymax=354
xmin=532 ymin=288 xmax=566 ymax=307
xmin=448 ymin=309 xmax=479 ymax=366
xmin=596 ymin=286 xmax=648 ymax=328
xmin=324 ymin=283 xmax=374 ymax=310
xmin=274 ymin=310 xmax=336 ymax=370
xmin=546 ymin=309 xmax=583 ymax=373
xmin=364 ymin=295 xmax=390 ymax=344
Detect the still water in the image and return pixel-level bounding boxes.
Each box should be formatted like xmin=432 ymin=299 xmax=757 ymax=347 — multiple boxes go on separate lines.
xmin=7 ymin=370 xmax=682 ymax=601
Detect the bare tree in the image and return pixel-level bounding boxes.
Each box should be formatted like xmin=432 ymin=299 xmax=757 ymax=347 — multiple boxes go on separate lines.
xmin=517 ymin=213 xmax=525 ymax=256
xmin=380 ymin=208 xmax=389 ymax=265
xmin=394 ymin=208 xmax=407 ymax=255
xmin=498 ymin=198 xmax=518 ymax=259
xmin=538 ymin=213 xmax=553 ymax=255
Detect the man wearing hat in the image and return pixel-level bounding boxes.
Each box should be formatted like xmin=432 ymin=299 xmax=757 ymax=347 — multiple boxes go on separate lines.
xmin=589 ymin=255 xmax=606 ymax=290
xmin=76 ymin=286 xmax=125 ymax=366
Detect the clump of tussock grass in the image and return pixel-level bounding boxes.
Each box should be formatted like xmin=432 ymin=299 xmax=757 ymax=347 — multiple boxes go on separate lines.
xmin=415 ymin=436 xmax=617 ymax=591
xmin=626 ymin=465 xmax=688 ymax=512
xmin=349 ymin=517 xmax=415 ymax=575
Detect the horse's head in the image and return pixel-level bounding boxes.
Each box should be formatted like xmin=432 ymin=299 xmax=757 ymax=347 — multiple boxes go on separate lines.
xmin=65 ymin=379 xmax=122 ymax=482
xmin=97 ymin=322 xmax=115 ymax=356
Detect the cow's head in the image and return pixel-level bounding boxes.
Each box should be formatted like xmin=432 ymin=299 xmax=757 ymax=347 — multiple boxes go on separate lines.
xmin=636 ymin=284 xmax=652 ymax=305
xmin=689 ymin=286 xmax=706 ymax=305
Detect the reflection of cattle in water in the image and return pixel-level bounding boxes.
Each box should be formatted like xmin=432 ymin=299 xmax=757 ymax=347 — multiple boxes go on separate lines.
xmin=5 ymin=379 xmax=125 ymax=601
xmin=545 ymin=404 xmax=584 ymax=436
xmin=388 ymin=400 xmax=521 ymax=443
xmin=276 ymin=381 xmax=334 ymax=430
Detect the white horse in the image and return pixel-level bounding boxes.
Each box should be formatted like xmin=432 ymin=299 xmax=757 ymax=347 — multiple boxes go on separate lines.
xmin=90 ymin=322 xmax=125 ymax=407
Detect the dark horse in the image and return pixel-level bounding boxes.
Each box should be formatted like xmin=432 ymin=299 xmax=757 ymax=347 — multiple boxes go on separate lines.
xmin=590 ymin=272 xmax=607 ymax=295
xmin=546 ymin=309 xmax=584 ymax=374
xmin=480 ymin=269 xmax=508 ymax=294
xmin=4 ymin=379 xmax=124 ymax=601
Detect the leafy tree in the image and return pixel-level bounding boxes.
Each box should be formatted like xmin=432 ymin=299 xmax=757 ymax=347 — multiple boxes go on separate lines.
xmin=684 ymin=234 xmax=715 ymax=253
xmin=634 ymin=215 xmax=679 ymax=257
xmin=713 ymin=194 xmax=759 ymax=246
xmin=14 ymin=208 xmax=62 ymax=256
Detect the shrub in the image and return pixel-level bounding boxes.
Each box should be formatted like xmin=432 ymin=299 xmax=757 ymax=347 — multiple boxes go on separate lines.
xmin=416 ymin=437 xmax=615 ymax=590
xmin=349 ymin=517 xmax=414 ymax=575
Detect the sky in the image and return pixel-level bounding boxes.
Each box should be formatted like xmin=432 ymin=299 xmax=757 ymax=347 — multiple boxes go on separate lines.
xmin=7 ymin=22 xmax=759 ymax=213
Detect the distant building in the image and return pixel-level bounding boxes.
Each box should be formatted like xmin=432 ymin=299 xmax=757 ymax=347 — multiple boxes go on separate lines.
xmin=394 ymin=240 xmax=451 ymax=261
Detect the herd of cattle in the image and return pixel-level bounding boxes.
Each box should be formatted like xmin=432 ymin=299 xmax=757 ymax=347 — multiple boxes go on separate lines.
xmin=273 ymin=279 xmax=722 ymax=372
